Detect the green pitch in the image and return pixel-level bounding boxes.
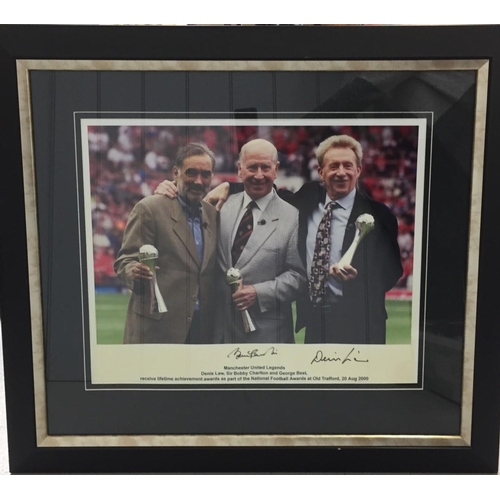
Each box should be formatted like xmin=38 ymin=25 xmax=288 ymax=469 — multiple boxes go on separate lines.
xmin=95 ymin=293 xmax=130 ymax=344
xmin=95 ymin=293 xmax=412 ymax=345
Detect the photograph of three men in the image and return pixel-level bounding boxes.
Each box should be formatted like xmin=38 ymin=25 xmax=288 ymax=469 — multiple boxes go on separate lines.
xmin=88 ymin=119 xmax=422 ymax=351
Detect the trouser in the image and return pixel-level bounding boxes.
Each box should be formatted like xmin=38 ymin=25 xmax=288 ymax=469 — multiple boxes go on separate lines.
xmin=304 ymin=290 xmax=364 ymax=344
xmin=184 ymin=310 xmax=203 ymax=344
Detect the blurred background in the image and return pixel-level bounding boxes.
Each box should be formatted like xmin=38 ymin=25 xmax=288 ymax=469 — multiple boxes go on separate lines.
xmin=88 ymin=123 xmax=418 ymax=343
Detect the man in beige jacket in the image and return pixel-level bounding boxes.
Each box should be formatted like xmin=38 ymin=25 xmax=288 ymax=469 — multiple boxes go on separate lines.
xmin=114 ymin=143 xmax=218 ymax=344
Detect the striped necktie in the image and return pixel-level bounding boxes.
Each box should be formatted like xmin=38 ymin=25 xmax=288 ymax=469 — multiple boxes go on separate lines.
xmin=231 ymin=201 xmax=257 ymax=265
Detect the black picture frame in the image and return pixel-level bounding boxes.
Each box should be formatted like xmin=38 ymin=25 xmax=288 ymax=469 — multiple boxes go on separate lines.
xmin=1 ymin=24 xmax=499 ymax=473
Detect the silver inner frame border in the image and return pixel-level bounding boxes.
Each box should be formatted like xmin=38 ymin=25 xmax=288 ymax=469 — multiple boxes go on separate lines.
xmin=15 ymin=59 xmax=489 ymax=448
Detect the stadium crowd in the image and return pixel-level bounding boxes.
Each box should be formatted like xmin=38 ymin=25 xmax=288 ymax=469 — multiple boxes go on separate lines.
xmin=90 ymin=124 xmax=417 ymax=292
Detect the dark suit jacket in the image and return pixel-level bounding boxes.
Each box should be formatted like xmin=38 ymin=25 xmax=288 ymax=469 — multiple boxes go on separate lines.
xmin=280 ymin=182 xmax=402 ymax=344
xmin=114 ymin=195 xmax=218 ymax=344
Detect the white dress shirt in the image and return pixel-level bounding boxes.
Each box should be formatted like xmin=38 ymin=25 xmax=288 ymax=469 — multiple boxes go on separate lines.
xmin=306 ymin=188 xmax=356 ymax=296
xmin=231 ymin=190 xmax=274 ymax=243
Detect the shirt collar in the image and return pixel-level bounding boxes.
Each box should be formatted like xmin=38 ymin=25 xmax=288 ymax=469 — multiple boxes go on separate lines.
xmin=243 ymin=189 xmax=274 ymax=213
xmin=325 ymin=188 xmax=356 ymax=211
xmin=178 ymin=195 xmax=202 ymax=219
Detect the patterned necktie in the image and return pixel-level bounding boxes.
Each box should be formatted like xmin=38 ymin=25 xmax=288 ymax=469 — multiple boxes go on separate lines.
xmin=231 ymin=201 xmax=257 ymax=265
xmin=309 ymin=201 xmax=338 ymax=303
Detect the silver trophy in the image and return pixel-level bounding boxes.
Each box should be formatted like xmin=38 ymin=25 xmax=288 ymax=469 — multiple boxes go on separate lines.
xmin=338 ymin=214 xmax=375 ymax=271
xmin=139 ymin=244 xmax=167 ymax=313
xmin=225 ymin=267 xmax=256 ymax=333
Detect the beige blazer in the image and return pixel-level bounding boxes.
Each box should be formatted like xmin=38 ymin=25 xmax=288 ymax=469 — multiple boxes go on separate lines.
xmin=114 ymin=195 xmax=218 ymax=343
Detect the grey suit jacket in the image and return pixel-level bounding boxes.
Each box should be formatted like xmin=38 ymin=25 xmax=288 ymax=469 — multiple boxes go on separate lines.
xmin=215 ymin=191 xmax=306 ymax=343
xmin=114 ymin=195 xmax=218 ymax=344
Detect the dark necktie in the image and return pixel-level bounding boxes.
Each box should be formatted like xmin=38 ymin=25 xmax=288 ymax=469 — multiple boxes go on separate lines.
xmin=309 ymin=202 xmax=338 ymax=303
xmin=231 ymin=201 xmax=257 ymax=265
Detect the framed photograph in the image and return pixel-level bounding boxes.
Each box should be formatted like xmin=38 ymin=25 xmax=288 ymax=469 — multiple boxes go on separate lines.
xmin=1 ymin=25 xmax=499 ymax=473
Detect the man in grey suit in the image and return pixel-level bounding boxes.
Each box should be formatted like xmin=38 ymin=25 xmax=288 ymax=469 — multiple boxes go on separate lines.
xmin=215 ymin=139 xmax=305 ymax=343
xmin=154 ymin=139 xmax=305 ymax=343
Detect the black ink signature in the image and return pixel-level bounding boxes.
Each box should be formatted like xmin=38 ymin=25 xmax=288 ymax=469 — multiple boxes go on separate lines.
xmin=310 ymin=348 xmax=369 ymax=365
xmin=227 ymin=347 xmax=278 ymax=359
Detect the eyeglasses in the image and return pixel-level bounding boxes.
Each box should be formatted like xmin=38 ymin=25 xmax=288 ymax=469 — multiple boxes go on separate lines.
xmin=184 ymin=168 xmax=214 ymax=180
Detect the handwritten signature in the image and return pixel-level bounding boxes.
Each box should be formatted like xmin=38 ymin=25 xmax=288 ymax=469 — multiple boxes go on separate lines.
xmin=310 ymin=348 xmax=368 ymax=365
xmin=227 ymin=347 xmax=278 ymax=359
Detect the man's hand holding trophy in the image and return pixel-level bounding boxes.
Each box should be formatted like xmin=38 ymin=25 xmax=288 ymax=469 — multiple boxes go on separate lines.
xmin=225 ymin=267 xmax=257 ymax=333
xmin=138 ymin=244 xmax=168 ymax=314
xmin=330 ymin=213 xmax=375 ymax=282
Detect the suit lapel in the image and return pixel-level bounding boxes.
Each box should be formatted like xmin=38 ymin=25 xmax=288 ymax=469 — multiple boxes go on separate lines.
xmin=236 ymin=192 xmax=278 ymax=269
xmin=298 ymin=183 xmax=327 ymax=264
xmin=171 ymin=199 xmax=200 ymax=267
xmin=200 ymin=202 xmax=215 ymax=273
xmin=342 ymin=190 xmax=367 ymax=254
xmin=220 ymin=193 xmax=244 ymax=270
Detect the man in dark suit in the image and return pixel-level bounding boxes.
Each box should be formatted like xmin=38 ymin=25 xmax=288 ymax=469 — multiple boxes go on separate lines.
xmin=114 ymin=143 xmax=218 ymax=344
xmin=196 ymin=134 xmax=402 ymax=344
xmin=274 ymin=135 xmax=402 ymax=344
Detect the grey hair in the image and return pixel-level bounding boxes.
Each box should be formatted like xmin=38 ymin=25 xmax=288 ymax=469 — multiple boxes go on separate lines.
xmin=239 ymin=139 xmax=279 ymax=163
xmin=175 ymin=142 xmax=216 ymax=169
